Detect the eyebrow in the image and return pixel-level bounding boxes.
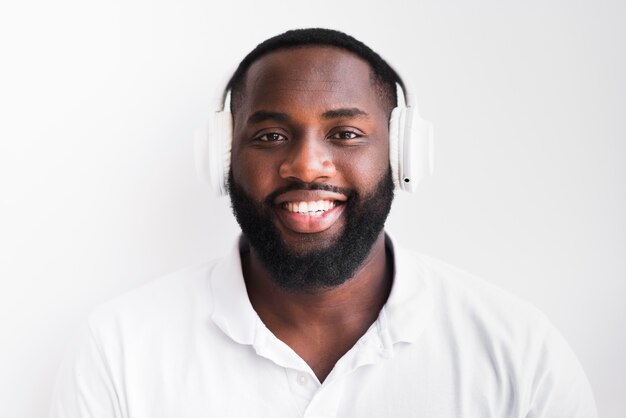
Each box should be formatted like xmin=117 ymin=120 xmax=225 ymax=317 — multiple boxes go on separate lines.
xmin=322 ymin=108 xmax=369 ymax=119
xmin=247 ymin=111 xmax=291 ymax=124
xmin=246 ymin=107 xmax=370 ymax=125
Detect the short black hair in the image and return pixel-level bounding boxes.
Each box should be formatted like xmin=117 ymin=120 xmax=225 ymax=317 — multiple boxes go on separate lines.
xmin=226 ymin=28 xmax=402 ymax=117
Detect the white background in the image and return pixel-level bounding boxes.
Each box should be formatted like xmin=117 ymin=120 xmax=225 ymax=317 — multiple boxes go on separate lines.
xmin=1 ymin=0 xmax=624 ymax=417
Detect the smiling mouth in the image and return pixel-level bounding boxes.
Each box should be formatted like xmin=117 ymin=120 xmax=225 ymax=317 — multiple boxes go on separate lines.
xmin=272 ymin=187 xmax=350 ymax=234
xmin=281 ymin=200 xmax=341 ymax=217
xmin=274 ymin=198 xmax=347 ymax=234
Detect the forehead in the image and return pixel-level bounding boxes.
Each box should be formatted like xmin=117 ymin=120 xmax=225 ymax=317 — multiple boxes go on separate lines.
xmin=238 ymin=46 xmax=382 ymax=115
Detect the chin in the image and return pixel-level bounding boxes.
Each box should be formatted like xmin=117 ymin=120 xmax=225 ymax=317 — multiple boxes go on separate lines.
xmin=273 ymin=217 xmax=346 ymax=255
xmin=280 ymin=230 xmax=343 ymax=258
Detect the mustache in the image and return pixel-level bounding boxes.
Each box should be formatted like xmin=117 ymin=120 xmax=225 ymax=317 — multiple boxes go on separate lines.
xmin=264 ymin=182 xmax=355 ymax=206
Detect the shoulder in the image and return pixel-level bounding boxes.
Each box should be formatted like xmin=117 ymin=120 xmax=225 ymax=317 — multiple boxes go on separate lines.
xmin=395 ymin=247 xmax=598 ymax=417
xmin=86 ymin=258 xmax=224 ymax=342
xmin=410 ymin=251 xmax=553 ymax=369
xmin=404 ymin=249 xmax=549 ymax=333
xmin=409 ymin=252 xmax=549 ymax=324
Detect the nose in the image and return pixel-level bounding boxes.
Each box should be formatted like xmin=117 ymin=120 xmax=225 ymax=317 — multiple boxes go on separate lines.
xmin=278 ymin=134 xmax=336 ymax=183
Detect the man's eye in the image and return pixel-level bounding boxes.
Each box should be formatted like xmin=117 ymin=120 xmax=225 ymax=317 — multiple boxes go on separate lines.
xmin=256 ymin=132 xmax=287 ymax=142
xmin=330 ymin=131 xmax=359 ymax=140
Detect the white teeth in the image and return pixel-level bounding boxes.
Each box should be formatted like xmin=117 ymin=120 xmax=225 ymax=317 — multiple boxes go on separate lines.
xmin=284 ymin=200 xmax=337 ymax=215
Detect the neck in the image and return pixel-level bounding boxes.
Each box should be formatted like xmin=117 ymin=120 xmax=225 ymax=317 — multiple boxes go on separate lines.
xmin=241 ymin=231 xmax=393 ymax=382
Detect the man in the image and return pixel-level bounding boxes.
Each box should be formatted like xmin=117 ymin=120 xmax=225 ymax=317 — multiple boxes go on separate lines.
xmin=51 ymin=28 xmax=597 ymax=417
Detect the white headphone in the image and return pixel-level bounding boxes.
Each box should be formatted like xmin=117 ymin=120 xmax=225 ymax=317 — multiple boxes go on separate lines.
xmin=194 ymin=71 xmax=434 ymax=196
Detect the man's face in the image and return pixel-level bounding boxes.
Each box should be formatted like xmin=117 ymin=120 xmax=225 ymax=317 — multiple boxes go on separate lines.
xmin=229 ymin=46 xmax=394 ymax=291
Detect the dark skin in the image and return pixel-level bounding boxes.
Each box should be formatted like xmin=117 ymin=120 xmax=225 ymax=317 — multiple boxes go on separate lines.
xmin=231 ymin=46 xmax=393 ymax=382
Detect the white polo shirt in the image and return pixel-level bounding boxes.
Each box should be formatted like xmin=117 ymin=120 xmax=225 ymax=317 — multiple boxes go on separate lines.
xmin=50 ymin=235 xmax=597 ymax=417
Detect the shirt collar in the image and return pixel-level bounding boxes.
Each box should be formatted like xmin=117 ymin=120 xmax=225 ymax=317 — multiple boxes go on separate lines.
xmin=209 ymin=233 xmax=434 ymax=347
xmin=381 ymin=233 xmax=434 ymax=345
xmin=209 ymin=236 xmax=260 ymax=345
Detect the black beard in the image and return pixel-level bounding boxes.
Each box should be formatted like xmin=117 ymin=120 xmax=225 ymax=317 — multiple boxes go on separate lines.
xmin=227 ymin=168 xmax=394 ymax=293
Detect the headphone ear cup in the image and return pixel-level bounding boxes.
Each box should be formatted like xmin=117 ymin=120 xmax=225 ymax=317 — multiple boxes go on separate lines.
xmin=388 ymin=106 xmax=404 ymax=190
xmin=399 ymin=107 xmax=434 ymax=192
xmin=389 ymin=106 xmax=434 ymax=193
xmin=194 ymin=110 xmax=232 ymax=196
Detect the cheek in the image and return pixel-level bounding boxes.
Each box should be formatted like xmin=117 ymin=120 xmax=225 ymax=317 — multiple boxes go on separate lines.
xmin=334 ymin=141 xmax=390 ymax=191
xmin=231 ymin=148 xmax=278 ymax=198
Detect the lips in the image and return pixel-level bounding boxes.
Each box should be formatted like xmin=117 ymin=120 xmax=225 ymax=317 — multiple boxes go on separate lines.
xmin=273 ymin=190 xmax=348 ymax=234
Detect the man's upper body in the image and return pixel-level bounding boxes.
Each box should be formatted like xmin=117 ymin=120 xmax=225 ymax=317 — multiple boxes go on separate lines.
xmin=50 ymin=235 xmax=596 ymax=417
xmin=50 ymin=28 xmax=597 ymax=417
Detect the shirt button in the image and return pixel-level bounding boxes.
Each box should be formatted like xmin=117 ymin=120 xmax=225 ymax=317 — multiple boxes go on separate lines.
xmin=297 ymin=373 xmax=308 ymax=385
